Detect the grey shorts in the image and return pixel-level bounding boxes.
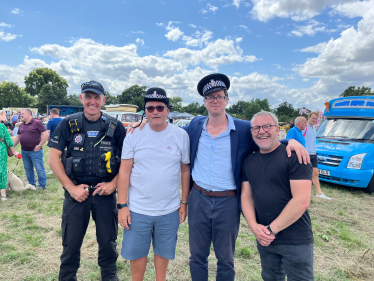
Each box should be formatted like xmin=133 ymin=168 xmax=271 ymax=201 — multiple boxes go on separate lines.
xmin=121 ymin=210 xmax=179 ymax=261
xmin=310 ymin=154 xmax=318 ymax=168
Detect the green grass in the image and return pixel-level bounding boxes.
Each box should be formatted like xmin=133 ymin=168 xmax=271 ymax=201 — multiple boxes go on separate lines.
xmin=1 ymin=145 xmax=374 ymax=280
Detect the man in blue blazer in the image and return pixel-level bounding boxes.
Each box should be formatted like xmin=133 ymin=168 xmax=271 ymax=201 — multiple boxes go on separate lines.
xmin=184 ymin=73 xmax=309 ymax=281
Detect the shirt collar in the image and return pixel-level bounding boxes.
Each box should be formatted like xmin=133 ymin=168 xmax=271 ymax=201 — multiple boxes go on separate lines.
xmin=295 ymin=126 xmax=301 ymax=132
xmin=25 ymin=118 xmax=34 ymax=125
xmin=203 ymin=113 xmax=236 ymax=131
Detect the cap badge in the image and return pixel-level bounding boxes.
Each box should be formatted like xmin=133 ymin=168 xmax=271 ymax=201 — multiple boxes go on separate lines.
xmin=210 ymin=79 xmax=215 ymax=87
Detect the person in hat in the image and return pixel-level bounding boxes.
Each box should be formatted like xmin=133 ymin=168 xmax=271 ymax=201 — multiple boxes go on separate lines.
xmin=48 ymin=80 xmax=126 ymax=280
xmin=129 ymin=74 xmax=310 ymax=280
xmin=184 ymin=73 xmax=310 ymax=281
xmin=117 ymin=87 xmax=190 ymax=281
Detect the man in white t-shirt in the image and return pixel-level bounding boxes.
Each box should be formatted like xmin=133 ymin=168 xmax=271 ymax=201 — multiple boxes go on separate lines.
xmin=303 ymin=111 xmax=331 ymax=200
xmin=117 ymin=87 xmax=190 ymax=281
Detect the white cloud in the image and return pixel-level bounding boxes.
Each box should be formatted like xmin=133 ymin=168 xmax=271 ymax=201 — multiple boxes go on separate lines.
xmin=165 ymin=27 xmax=184 ymax=41
xmin=233 ymin=0 xmax=244 ymax=8
xmin=289 ymin=20 xmax=335 ymax=37
xmin=0 ymin=22 xmax=13 ymax=28
xmin=156 ymin=23 xmax=164 ymax=27
xmin=165 ymin=21 xmax=184 ymax=41
xmin=294 ymin=7 xmax=374 ymax=97
xmin=131 ymin=31 xmax=144 ymax=34
xmin=236 ymin=37 xmax=243 ymax=43
xmin=201 ymin=3 xmax=219 ymax=14
xmin=135 ymin=38 xmax=144 ymax=45
xmin=250 ymin=0 xmax=357 ymax=22
xmin=189 ymin=24 xmax=197 ymax=28
xmin=239 ymin=25 xmax=248 ymax=29
xmin=0 ymin=37 xmax=259 ymax=105
xmin=164 ymin=38 xmax=257 ymax=69
xmin=11 ymin=8 xmax=20 ymax=14
xmin=0 ymin=31 xmax=19 ymax=41
xmin=302 ymin=78 xmax=309 ymax=81
xmin=182 ymin=30 xmax=213 ymax=47
xmin=298 ymin=42 xmax=328 ymax=53
xmin=331 ymin=0 xmax=374 ymax=18
xmin=234 ymin=72 xmax=241 ymax=75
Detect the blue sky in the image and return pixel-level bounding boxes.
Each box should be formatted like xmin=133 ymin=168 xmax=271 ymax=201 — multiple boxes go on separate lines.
xmin=1 ymin=0 xmax=374 ymax=111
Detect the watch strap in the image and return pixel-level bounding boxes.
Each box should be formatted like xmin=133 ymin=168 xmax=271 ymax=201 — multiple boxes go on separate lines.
xmin=117 ymin=203 xmax=128 ymax=209
xmin=267 ymin=225 xmax=277 ymax=236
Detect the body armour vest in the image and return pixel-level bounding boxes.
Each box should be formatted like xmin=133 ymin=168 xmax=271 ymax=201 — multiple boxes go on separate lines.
xmin=66 ymin=113 xmax=120 ymax=185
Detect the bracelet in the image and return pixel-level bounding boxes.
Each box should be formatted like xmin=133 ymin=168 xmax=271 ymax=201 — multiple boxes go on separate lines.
xmin=180 ymin=200 xmax=188 ymax=205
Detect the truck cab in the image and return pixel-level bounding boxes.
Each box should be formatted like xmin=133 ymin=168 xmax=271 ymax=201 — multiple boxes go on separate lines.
xmin=316 ymin=96 xmax=374 ymax=193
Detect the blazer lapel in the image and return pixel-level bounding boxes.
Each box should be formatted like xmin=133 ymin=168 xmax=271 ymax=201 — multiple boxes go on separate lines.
xmin=230 ymin=126 xmax=238 ymax=175
xmin=190 ymin=118 xmax=205 ymax=169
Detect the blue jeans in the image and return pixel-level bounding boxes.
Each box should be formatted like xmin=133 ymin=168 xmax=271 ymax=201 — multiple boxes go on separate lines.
xmin=257 ymin=242 xmax=314 ymax=281
xmin=188 ymin=187 xmax=240 ymax=281
xmin=21 ymin=149 xmax=47 ymax=188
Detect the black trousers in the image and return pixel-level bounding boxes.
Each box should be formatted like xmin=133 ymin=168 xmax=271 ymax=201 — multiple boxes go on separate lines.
xmin=59 ymin=191 xmax=118 ymax=281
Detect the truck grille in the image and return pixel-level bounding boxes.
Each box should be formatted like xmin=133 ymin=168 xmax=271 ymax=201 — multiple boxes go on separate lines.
xmin=317 ymin=154 xmax=343 ymax=167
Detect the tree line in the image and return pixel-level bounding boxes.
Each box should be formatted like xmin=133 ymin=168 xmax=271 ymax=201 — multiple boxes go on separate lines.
xmin=0 ymin=67 xmax=373 ymax=119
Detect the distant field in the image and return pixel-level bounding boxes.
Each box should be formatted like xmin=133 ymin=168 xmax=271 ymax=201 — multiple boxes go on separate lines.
xmin=0 ymin=145 xmax=373 ymax=280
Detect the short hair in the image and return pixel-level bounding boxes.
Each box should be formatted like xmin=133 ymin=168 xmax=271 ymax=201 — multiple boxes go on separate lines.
xmin=295 ymin=116 xmax=306 ymax=125
xmin=251 ymin=110 xmax=279 ymax=126
xmin=50 ymin=108 xmax=60 ymax=115
xmin=308 ymin=111 xmax=320 ymax=119
xmin=223 ymin=89 xmax=228 ymax=97
xmin=22 ymin=108 xmax=32 ymax=115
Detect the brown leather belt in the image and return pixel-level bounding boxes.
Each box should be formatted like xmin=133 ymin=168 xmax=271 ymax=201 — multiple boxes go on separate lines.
xmin=193 ymin=183 xmax=237 ymax=197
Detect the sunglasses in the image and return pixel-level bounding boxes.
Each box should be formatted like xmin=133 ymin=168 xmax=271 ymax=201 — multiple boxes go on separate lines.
xmin=81 ymin=81 xmax=104 ymax=91
xmin=146 ymin=106 xmax=167 ymax=113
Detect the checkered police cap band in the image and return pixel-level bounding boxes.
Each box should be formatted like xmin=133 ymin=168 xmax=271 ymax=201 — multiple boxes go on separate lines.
xmin=202 ymin=80 xmax=227 ymax=96
xmin=145 ymin=92 xmax=166 ymax=99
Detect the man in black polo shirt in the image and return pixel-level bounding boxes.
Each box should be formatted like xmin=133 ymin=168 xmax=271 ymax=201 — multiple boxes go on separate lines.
xmin=241 ymin=110 xmax=313 ymax=281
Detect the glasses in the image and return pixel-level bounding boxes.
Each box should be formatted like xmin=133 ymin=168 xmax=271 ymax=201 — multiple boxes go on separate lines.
xmin=145 ymin=106 xmax=167 ymax=113
xmin=251 ymin=124 xmax=277 ymax=133
xmin=204 ymin=96 xmax=227 ymax=102
xmin=81 ymin=81 xmax=104 ymax=91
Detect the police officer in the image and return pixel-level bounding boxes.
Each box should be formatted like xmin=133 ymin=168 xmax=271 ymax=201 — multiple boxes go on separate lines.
xmin=48 ymin=80 xmax=126 ymax=281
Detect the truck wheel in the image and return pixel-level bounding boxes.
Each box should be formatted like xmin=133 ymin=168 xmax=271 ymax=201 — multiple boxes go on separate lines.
xmin=366 ymin=176 xmax=374 ymax=194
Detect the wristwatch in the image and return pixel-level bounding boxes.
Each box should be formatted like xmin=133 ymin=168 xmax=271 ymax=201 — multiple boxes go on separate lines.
xmin=38 ymin=144 xmax=42 ymax=148
xmin=267 ymin=225 xmax=277 ymax=236
xmin=117 ymin=203 xmax=128 ymax=209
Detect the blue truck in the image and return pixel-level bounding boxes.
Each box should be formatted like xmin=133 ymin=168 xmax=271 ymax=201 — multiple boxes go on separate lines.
xmin=316 ymin=96 xmax=374 ymax=193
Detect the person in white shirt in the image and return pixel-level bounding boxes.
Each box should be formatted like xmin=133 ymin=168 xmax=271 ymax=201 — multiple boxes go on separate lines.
xmin=303 ymin=111 xmax=331 ymax=200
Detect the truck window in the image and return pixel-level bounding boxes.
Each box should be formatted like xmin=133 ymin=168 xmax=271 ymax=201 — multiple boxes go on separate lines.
xmin=317 ymin=119 xmax=374 ymax=140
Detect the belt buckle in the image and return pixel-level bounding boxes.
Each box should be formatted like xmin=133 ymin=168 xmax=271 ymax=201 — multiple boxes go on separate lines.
xmin=202 ymin=188 xmax=213 ymax=195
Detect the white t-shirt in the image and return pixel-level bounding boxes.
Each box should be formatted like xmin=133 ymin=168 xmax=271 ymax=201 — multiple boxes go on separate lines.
xmin=121 ymin=123 xmax=190 ymax=216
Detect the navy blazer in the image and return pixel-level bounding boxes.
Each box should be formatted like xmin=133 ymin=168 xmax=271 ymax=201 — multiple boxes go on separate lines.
xmin=184 ymin=115 xmax=259 ymax=207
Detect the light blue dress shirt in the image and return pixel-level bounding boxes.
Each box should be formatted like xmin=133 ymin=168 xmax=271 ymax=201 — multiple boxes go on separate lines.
xmin=302 ymin=123 xmax=317 ymax=155
xmin=192 ymin=113 xmax=236 ymax=191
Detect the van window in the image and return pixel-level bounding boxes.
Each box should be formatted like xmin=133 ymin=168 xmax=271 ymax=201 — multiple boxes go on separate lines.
xmin=317 ymin=119 xmax=374 ymax=140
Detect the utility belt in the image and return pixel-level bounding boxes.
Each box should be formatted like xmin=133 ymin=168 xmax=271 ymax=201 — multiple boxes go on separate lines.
xmin=61 ymin=149 xmax=120 ymax=181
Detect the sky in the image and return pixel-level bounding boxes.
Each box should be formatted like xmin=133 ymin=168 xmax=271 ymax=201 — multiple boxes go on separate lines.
xmin=1 ymin=0 xmax=374 ymax=111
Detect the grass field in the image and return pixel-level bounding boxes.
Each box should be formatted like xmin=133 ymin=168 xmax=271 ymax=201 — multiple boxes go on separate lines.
xmin=1 ymin=145 xmax=373 ymax=280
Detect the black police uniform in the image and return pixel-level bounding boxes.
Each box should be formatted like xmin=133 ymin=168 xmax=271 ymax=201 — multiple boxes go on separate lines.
xmin=48 ymin=112 xmax=126 ymax=281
